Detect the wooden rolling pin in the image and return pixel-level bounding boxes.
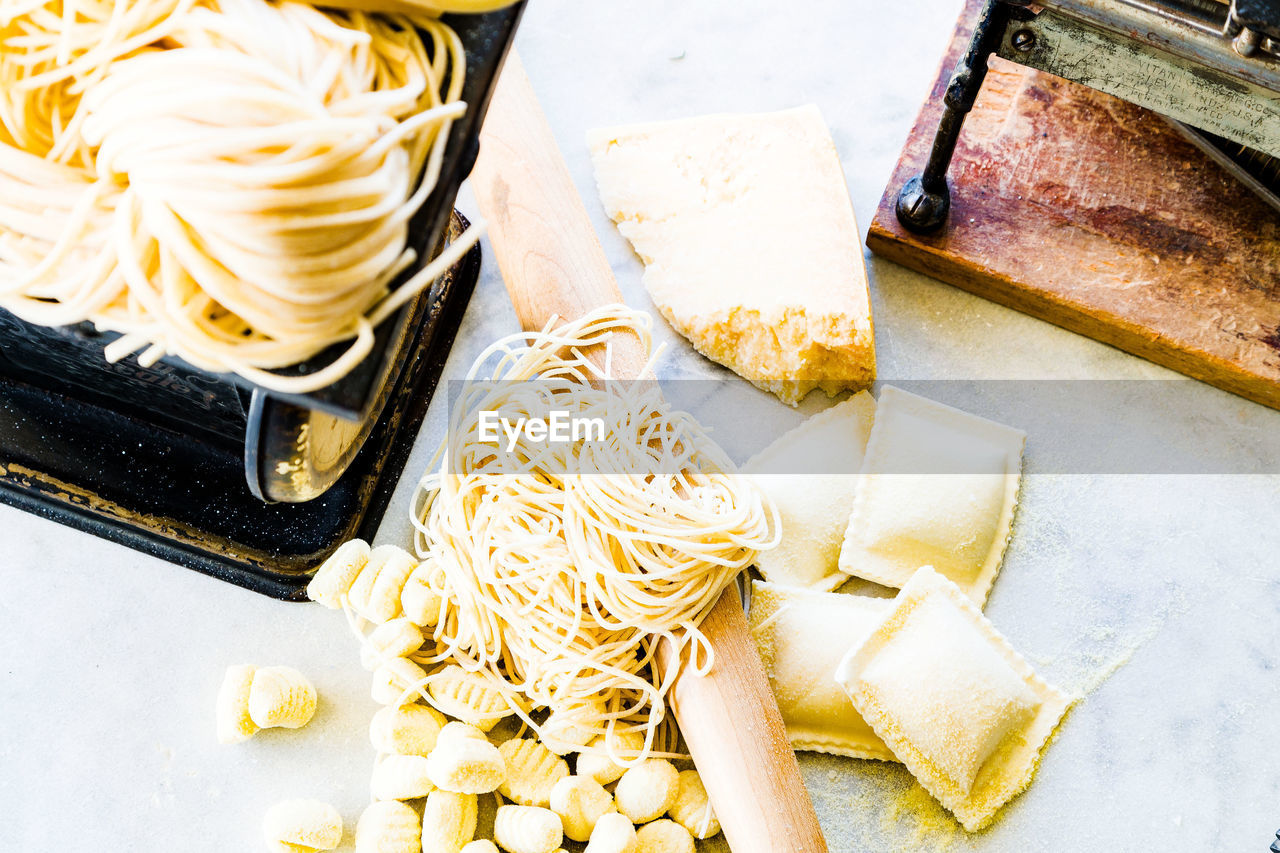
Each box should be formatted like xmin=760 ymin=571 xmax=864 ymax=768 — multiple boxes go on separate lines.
xmin=469 ymin=51 xmax=829 ymax=853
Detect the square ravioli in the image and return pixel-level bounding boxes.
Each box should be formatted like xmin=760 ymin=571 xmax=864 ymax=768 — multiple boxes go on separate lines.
xmin=744 ymin=392 xmax=877 ymax=590
xmin=838 ymin=385 xmax=1024 ymax=605
xmin=748 ymin=580 xmax=896 ymax=761
xmin=835 ymin=567 xmax=1073 ymax=831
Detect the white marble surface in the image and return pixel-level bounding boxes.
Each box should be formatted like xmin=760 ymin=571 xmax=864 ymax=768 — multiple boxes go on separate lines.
xmin=5 ymin=1 xmax=1280 ymax=851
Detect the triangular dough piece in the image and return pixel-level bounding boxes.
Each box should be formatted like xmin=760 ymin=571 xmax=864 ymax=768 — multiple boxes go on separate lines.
xmin=745 ymin=392 xmax=876 ymax=590
xmin=587 ymin=105 xmax=875 ymax=405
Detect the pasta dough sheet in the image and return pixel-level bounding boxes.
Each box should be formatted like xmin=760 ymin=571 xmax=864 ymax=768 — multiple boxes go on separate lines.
xmin=748 ymin=580 xmax=897 ymax=762
xmin=835 ymin=567 xmax=1074 ymax=831
xmin=838 ymin=385 xmax=1024 ymax=605
xmin=744 ymin=392 xmax=877 ymax=590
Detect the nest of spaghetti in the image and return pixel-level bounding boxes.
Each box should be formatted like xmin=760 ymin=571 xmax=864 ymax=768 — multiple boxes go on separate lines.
xmin=0 ymin=0 xmax=504 ymax=392
xmin=402 ymin=307 xmax=779 ymax=760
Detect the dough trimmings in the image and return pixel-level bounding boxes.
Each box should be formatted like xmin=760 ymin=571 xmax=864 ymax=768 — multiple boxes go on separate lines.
xmin=744 ymin=392 xmax=877 ymax=591
xmin=835 ymin=566 xmax=1074 ymax=831
xmin=747 ymin=581 xmax=896 ymax=762
xmin=838 ymin=386 xmax=1025 ymax=605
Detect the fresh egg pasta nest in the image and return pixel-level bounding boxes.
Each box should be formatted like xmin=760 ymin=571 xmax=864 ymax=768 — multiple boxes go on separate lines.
xmin=0 ymin=0 xmax=495 ymax=391
xmin=409 ymin=305 xmax=778 ymax=759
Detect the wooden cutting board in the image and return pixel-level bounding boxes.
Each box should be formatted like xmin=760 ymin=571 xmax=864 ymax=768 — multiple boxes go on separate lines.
xmin=867 ymin=0 xmax=1280 ymax=411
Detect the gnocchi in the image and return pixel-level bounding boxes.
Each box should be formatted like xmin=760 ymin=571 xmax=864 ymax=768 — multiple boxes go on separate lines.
xmin=400 ymin=559 xmax=446 ymax=627
xmin=307 ymin=539 xmax=370 ymax=610
xmin=371 ymin=658 xmax=428 ymax=706
xmin=540 ymin=703 xmax=601 ymax=756
xmin=349 ymin=544 xmax=418 ymax=624
xmin=613 ymin=759 xmax=678 ymax=824
xmin=493 ymin=805 xmax=564 ymax=853
xmin=583 ymin=813 xmax=637 ymax=853
xmin=355 ymin=800 xmax=419 ymax=853
xmin=459 ymin=842 xmax=500 ymax=853
xmin=427 ymin=665 xmax=512 ymax=732
xmin=550 ymin=775 xmax=615 ymax=842
xmin=247 ymin=666 xmax=317 ymax=730
xmin=215 ymin=664 xmax=258 ymax=744
xmin=422 ymin=789 xmax=478 ymax=853
xmin=370 ymin=754 xmax=434 ymax=801
xmin=498 ymin=738 xmax=570 ymax=808
xmin=634 ymin=820 xmax=693 ymax=853
xmin=425 ymin=721 xmax=506 ymax=794
xmin=360 ymin=618 xmax=425 ymax=671
xmin=668 ymin=770 xmax=719 ymax=839
xmin=261 ymin=798 xmax=342 ymax=851
xmin=575 ymin=732 xmax=644 ymax=786
xmin=369 ymin=703 xmax=446 ymax=756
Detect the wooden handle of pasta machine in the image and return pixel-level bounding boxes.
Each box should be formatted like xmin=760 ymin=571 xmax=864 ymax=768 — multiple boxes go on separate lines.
xmin=469 ymin=51 xmax=829 ymax=853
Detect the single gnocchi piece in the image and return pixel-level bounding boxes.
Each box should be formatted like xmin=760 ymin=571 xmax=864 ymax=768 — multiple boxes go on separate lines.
xmin=540 ymin=702 xmax=601 ymax=756
xmin=360 ymin=617 xmax=425 ymax=671
xmin=550 ymin=775 xmax=615 ymax=842
xmin=307 ymin=539 xmax=371 ymax=609
xmin=459 ymin=842 xmax=499 ymax=853
xmin=355 ymin=800 xmax=419 ymax=853
xmin=422 ymin=789 xmax=478 ymax=853
xmin=262 ymin=798 xmax=343 ymax=851
xmin=584 ymin=813 xmax=637 ymax=853
xmin=248 ymin=666 xmax=317 ymax=730
xmin=216 ymin=664 xmax=258 ymax=744
xmin=634 ymin=819 xmax=693 ymax=853
xmin=427 ymin=665 xmax=512 ymax=732
xmin=371 ymin=658 xmax=428 ymax=706
xmin=349 ymin=544 xmax=418 ymax=624
xmin=499 ymin=738 xmax=570 ymax=808
xmin=613 ymin=759 xmax=678 ymax=824
xmin=668 ymin=770 xmax=719 ymax=839
xmin=493 ymin=805 xmax=564 ymax=853
xmin=400 ymin=558 xmax=446 ymax=627
xmin=425 ymin=721 xmax=506 ymax=794
xmin=370 ymin=702 xmax=446 ymax=756
xmin=575 ymin=732 xmax=644 ymax=786
xmin=370 ymin=754 xmax=434 ymax=801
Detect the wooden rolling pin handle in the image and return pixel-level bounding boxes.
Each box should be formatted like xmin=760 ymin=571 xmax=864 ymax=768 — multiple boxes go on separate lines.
xmin=470 ymin=51 xmax=828 ymax=853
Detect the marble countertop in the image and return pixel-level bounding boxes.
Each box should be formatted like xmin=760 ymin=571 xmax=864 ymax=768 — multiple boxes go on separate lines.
xmin=5 ymin=1 xmax=1279 ymax=851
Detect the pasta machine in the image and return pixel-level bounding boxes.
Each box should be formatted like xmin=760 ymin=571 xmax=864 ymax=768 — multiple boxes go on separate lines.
xmin=0 ymin=6 xmax=523 ymax=598
xmin=895 ymin=0 xmax=1280 ymax=232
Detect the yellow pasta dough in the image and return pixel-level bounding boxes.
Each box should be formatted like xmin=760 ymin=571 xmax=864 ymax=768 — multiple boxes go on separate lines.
xmin=835 ymin=566 xmax=1074 ymax=831
xmin=361 ymin=618 xmax=426 ymax=671
xmin=370 ymin=754 xmax=434 ymax=801
xmin=747 ymin=580 xmax=895 ymax=761
xmin=838 ymin=386 xmax=1025 ymax=605
xmin=613 ymin=759 xmax=678 ymax=825
xmin=667 ymin=770 xmax=719 ymax=840
xmin=425 ymin=721 xmax=506 ymax=794
xmin=370 ymin=703 xmax=447 ymax=756
xmin=308 ymin=540 xmax=370 ymax=610
xmin=371 ymin=658 xmax=428 ymax=706
xmin=248 ymin=666 xmax=317 ymax=730
xmin=584 ymin=813 xmax=637 ymax=853
xmin=427 ymin=665 xmax=513 ymax=732
xmin=422 ymin=790 xmax=479 ymax=853
xmin=575 ymin=732 xmax=644 ymax=786
xmin=493 ymin=805 xmax=564 ymax=853
xmin=633 ymin=819 xmax=693 ymax=853
xmin=262 ymin=799 xmax=342 ymax=852
xmin=550 ymin=775 xmax=616 ymax=842
xmin=355 ymin=800 xmax=420 ymax=853
xmin=216 ymin=663 xmax=258 ymax=744
xmin=499 ymin=738 xmax=570 ymax=808
xmin=743 ymin=392 xmax=876 ymax=591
